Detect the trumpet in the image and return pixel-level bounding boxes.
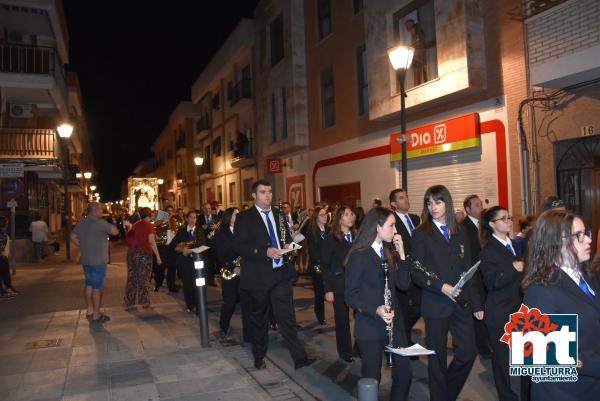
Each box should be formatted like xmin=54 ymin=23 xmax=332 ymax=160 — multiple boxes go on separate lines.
xmin=207 ymin=221 xmax=221 ymax=240
xmin=220 ymin=256 xmax=241 ymax=280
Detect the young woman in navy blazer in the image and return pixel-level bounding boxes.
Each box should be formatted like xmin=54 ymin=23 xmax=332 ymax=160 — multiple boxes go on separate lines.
xmin=304 ymin=205 xmax=329 ymax=325
xmin=410 ymin=185 xmax=484 ymax=401
xmin=479 ymin=206 xmax=523 ymax=401
xmin=321 ymin=205 xmax=356 ymax=362
xmin=345 ymin=207 xmax=412 ymax=401
xmin=522 ymin=210 xmax=599 ymax=401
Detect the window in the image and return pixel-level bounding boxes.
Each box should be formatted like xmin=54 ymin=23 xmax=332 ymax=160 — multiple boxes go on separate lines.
xmin=280 ymin=86 xmax=287 ymax=139
xmin=392 ymin=0 xmax=438 ymax=89
xmin=320 ymin=65 xmax=335 ymax=128
xmin=243 ymin=178 xmax=253 ymax=201
xmin=212 ymin=93 xmax=220 ymax=110
xmin=217 ymin=185 xmax=223 ymax=204
xmin=269 ymin=93 xmax=277 ymax=143
xmin=227 ymin=81 xmax=233 ymax=101
xmin=356 ymin=44 xmax=368 ymax=116
xmin=353 ymin=0 xmax=364 ymax=14
xmin=212 ymin=136 xmax=222 ymax=156
xmin=269 ymin=14 xmax=284 ymax=66
xmin=317 ymin=0 xmax=332 ymax=40
xmin=229 ymin=182 xmax=236 ymax=203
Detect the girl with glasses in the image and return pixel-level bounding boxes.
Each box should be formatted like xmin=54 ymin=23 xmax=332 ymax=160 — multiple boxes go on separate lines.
xmin=479 ymin=206 xmax=524 ymax=401
xmin=522 ymin=210 xmax=598 ymax=400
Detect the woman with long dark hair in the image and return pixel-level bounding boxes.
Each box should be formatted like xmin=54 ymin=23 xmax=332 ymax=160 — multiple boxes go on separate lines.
xmin=345 ymin=207 xmax=412 ymax=401
xmin=214 ymin=207 xmax=251 ymax=341
xmin=410 ymin=185 xmax=484 ymax=401
xmin=479 ymin=206 xmax=523 ymax=401
xmin=0 ymin=216 xmax=17 ymax=296
xmin=321 ymin=205 xmax=356 ymax=362
xmin=522 ymin=210 xmax=599 ymax=400
xmin=305 ymin=205 xmax=328 ymax=324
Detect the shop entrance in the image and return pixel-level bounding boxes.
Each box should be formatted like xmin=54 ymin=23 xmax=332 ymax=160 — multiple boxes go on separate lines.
xmin=319 ymin=182 xmax=361 ymax=208
xmin=555 ymin=135 xmax=600 ymax=246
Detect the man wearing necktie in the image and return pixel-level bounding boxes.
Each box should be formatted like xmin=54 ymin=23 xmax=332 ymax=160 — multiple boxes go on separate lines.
xmin=389 ymin=188 xmax=421 ymax=348
xmin=461 ymin=194 xmax=491 ymax=358
xmin=233 ymin=180 xmax=316 ymax=371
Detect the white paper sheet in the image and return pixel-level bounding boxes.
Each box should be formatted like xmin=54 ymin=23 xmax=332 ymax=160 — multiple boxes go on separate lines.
xmin=385 ymin=343 xmax=436 ymax=356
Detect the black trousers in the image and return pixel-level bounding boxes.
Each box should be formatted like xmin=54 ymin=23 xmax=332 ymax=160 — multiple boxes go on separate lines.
xmin=333 ymin=292 xmax=353 ymax=359
xmin=0 ymin=256 xmax=13 ymax=289
xmin=154 ymin=246 xmax=177 ymax=291
xmin=219 ymin=276 xmax=252 ymax=340
xmin=425 ymin=307 xmax=477 ymax=401
xmin=488 ymin=324 xmax=519 ymax=401
xmin=311 ymin=267 xmax=325 ymax=322
xmin=357 ymin=338 xmax=412 ymax=401
xmin=396 ymin=286 xmax=421 ymax=345
xmin=248 ymin=279 xmax=307 ymax=364
xmin=178 ymin=259 xmax=196 ymax=310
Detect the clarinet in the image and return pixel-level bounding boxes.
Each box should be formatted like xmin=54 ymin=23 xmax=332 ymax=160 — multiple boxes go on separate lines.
xmin=382 ymin=259 xmax=394 ymax=367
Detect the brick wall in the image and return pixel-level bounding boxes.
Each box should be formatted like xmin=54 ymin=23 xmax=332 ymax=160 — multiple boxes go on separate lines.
xmin=526 ymin=0 xmax=600 ymax=65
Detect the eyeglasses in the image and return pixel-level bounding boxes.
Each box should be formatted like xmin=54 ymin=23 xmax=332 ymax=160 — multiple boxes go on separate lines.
xmin=492 ymin=215 xmax=513 ymax=223
xmin=565 ymin=230 xmax=592 ymax=243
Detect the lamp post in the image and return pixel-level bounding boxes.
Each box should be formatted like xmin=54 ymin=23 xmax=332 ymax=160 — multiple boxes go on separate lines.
xmin=83 ymin=171 xmax=92 ymax=201
xmin=157 ymin=179 xmax=164 ymax=209
xmin=194 ymin=156 xmax=204 ymax=208
xmin=57 ymin=123 xmax=74 ymax=261
xmin=388 ymin=45 xmax=414 ymax=191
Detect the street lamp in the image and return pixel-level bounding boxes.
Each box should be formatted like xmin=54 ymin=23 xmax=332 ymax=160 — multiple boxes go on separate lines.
xmin=194 ymin=156 xmax=204 ymax=209
xmin=388 ymin=45 xmax=414 ymax=191
xmin=194 ymin=156 xmax=204 ymax=166
xmin=90 ymin=185 xmax=97 ymax=191
xmin=157 ymin=178 xmax=164 ymax=185
xmin=83 ymin=171 xmax=92 ymax=180
xmin=57 ymin=123 xmax=74 ymax=261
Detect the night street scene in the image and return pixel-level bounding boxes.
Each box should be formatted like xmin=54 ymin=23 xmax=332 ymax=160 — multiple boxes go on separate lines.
xmin=0 ymin=0 xmax=599 ymax=401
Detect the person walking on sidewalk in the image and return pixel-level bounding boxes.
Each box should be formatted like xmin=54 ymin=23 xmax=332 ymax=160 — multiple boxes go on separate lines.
xmin=29 ymin=214 xmax=48 ymax=262
xmin=124 ymin=207 xmax=162 ymax=309
xmin=71 ymin=202 xmax=119 ymax=323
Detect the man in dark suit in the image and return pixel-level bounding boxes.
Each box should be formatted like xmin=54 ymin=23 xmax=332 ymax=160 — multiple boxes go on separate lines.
xmin=389 ymin=188 xmax=421 ymax=346
xmin=198 ymin=202 xmax=218 ymax=286
xmin=233 ymin=179 xmax=316 ymax=370
xmin=461 ymin=194 xmax=491 ymax=358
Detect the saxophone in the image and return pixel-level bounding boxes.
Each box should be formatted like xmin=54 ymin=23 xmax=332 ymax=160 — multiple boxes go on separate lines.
xmin=382 ymin=260 xmax=394 ymax=367
xmin=220 ymin=256 xmax=241 ymax=280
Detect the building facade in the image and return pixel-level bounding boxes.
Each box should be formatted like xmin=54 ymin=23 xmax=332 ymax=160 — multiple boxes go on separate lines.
xmin=0 ymin=0 xmax=91 ymax=260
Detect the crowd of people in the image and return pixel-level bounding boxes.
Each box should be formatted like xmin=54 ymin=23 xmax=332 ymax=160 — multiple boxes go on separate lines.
xmin=68 ymin=181 xmax=599 ymax=401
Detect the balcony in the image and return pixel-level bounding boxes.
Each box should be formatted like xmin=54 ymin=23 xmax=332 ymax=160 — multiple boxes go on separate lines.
xmin=230 ymin=133 xmax=255 ymax=168
xmin=196 ymin=114 xmax=211 ymax=133
xmin=0 ymin=44 xmax=68 ymax=113
xmin=229 ymin=79 xmax=252 ymax=107
xmin=0 ymin=128 xmax=60 ymax=160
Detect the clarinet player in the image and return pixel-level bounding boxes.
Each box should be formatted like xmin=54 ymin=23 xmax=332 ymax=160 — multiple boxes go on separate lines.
xmin=345 ymin=207 xmax=412 ymax=401
xmin=410 ymin=185 xmax=484 ymax=401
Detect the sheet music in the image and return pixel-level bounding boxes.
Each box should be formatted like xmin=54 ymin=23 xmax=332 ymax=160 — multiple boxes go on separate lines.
xmin=190 ymin=245 xmax=211 ymax=254
xmin=279 ymin=242 xmax=302 ymax=255
xmin=451 ymin=260 xmax=481 ymax=297
xmin=385 ymin=344 xmax=436 ymax=356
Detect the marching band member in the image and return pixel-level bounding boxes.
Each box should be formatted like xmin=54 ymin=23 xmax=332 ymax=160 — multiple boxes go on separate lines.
xmin=479 ymin=206 xmax=523 ymax=401
xmin=410 ymin=185 xmax=484 ymax=401
xmin=304 ymin=205 xmax=329 ymax=325
xmin=345 ymin=207 xmax=412 ymax=401
xmin=213 ymin=207 xmax=251 ymax=342
xmin=321 ymin=205 xmax=356 ymax=362
xmin=154 ymin=205 xmax=179 ymax=293
xmin=173 ymin=211 xmax=206 ymax=313
xmin=522 ymin=210 xmax=599 ymax=400
xmin=233 ymin=179 xmax=315 ymax=370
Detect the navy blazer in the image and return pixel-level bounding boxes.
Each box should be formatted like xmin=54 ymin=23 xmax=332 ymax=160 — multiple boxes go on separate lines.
xmin=345 ymin=247 xmax=410 ymax=344
xmin=321 ymin=234 xmax=352 ymax=294
xmin=393 ymin=212 xmax=420 ymax=254
xmin=479 ymin=237 xmax=523 ymax=327
xmin=213 ymin=226 xmax=237 ymax=267
xmin=523 ymin=273 xmax=600 ymax=400
xmin=233 ymin=206 xmax=293 ymax=291
xmin=410 ymin=223 xmax=483 ymax=318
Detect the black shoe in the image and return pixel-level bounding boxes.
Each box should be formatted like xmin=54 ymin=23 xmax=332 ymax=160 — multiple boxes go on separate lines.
xmin=254 ymin=358 xmax=266 ymax=369
xmin=342 ymin=356 xmax=355 ymax=363
xmin=295 ymin=324 xmax=302 ymax=330
xmin=294 ymin=357 xmax=318 ymax=370
xmin=269 ymin=322 xmax=278 ymax=331
xmin=317 ymin=318 xmax=326 ymax=325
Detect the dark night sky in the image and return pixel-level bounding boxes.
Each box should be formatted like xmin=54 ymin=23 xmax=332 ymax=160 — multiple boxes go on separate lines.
xmin=63 ymin=1 xmax=259 ymax=201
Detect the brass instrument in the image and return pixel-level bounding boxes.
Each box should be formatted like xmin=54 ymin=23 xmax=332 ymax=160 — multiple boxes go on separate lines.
xmin=155 ymin=214 xmax=184 ymax=245
xmin=382 ymin=260 xmax=394 ymax=367
xmin=207 ymin=221 xmax=221 ymax=240
xmin=175 ymin=241 xmax=196 ymax=252
xmin=220 ymin=256 xmax=241 ymax=280
xmin=277 ymin=200 xmax=297 ymax=263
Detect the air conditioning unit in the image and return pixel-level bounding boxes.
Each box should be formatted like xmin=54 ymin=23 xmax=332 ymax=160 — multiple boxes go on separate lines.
xmin=7 ymin=31 xmax=33 ymax=46
xmin=10 ymin=104 xmax=34 ymax=119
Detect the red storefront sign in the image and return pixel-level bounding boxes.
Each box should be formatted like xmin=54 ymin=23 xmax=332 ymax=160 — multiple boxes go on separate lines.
xmin=390 ymin=113 xmax=480 ymax=161
xmin=286 ymin=175 xmax=306 ymax=209
xmin=267 ymin=158 xmax=282 ymax=173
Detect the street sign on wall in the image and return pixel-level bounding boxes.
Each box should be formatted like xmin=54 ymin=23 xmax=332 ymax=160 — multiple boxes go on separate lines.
xmin=0 ymin=163 xmax=24 ymax=178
